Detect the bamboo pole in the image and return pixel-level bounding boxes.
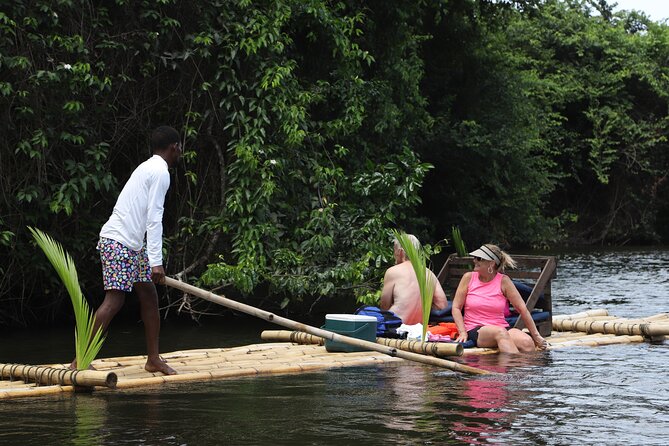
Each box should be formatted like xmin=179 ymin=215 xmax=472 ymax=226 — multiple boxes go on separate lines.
xmin=261 ymin=330 xmax=464 ymax=357
xmin=552 ymin=309 xmax=609 ymax=321
xmin=164 ymin=277 xmax=490 ymax=375
xmin=0 ymin=363 xmax=117 ymax=388
xmin=552 ymin=319 xmax=669 ymax=337
xmin=572 ymin=315 xmax=623 ymax=322
xmin=262 ymin=330 xmax=325 ymax=346
xmin=0 ymin=385 xmax=73 ymax=400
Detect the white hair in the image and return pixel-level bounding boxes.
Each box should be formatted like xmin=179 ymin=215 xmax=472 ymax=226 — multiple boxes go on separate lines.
xmin=393 ymin=233 xmax=421 ymax=254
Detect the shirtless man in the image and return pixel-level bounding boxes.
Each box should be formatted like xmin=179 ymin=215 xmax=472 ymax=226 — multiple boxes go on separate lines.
xmin=380 ymin=234 xmax=448 ymax=324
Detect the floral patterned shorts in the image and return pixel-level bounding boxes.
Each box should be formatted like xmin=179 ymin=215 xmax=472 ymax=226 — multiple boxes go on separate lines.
xmin=97 ymin=237 xmax=152 ymax=292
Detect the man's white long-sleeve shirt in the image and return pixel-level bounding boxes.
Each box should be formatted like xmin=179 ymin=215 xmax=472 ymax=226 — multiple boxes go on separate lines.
xmin=100 ymin=154 xmax=170 ymax=267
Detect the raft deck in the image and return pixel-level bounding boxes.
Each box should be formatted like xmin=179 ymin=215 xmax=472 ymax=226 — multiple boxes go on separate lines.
xmin=1 ymin=309 xmax=667 ymax=400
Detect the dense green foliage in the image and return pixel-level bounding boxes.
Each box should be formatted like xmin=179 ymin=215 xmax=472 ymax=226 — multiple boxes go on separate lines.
xmin=418 ymin=0 xmax=669 ymax=247
xmin=2 ymin=0 xmax=668 ymax=326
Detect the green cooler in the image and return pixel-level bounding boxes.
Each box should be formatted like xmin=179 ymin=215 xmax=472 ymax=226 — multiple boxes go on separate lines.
xmin=322 ymin=314 xmax=377 ymax=353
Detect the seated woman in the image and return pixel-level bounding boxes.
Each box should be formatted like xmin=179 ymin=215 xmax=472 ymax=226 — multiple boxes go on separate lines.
xmin=452 ymin=244 xmax=548 ymax=353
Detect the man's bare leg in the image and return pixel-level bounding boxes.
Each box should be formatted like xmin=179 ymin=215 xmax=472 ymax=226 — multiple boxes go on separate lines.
xmin=70 ymin=290 xmax=125 ymax=369
xmin=134 ymin=282 xmax=177 ymax=375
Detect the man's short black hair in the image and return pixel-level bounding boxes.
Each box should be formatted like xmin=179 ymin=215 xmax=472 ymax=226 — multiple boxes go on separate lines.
xmin=150 ymin=126 xmax=180 ymax=151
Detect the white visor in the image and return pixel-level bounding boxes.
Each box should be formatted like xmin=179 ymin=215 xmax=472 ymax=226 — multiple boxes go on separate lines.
xmin=469 ymin=246 xmax=500 ymax=265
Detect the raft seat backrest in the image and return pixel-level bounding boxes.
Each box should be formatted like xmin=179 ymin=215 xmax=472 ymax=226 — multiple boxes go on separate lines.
xmin=435 ymin=254 xmax=557 ymax=337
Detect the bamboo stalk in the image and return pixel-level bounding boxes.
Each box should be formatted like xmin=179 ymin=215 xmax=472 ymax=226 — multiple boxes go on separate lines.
xmin=570 ymin=315 xmax=623 ymax=322
xmin=642 ymin=313 xmax=669 ymax=321
xmin=552 ymin=309 xmax=609 ymax=321
xmin=0 ymin=385 xmax=73 ymax=400
xmin=550 ymin=334 xmax=645 ymax=347
xmin=261 ymin=330 xmax=464 ymax=357
xmin=462 ymin=347 xmax=498 ymax=356
xmin=549 ymin=331 xmax=605 ymax=340
xmin=115 ymin=376 xmax=167 ymax=389
xmin=0 ymin=363 xmax=117 ymax=388
xmin=639 ymin=324 xmax=669 ymax=336
xmin=262 ymin=330 xmax=325 ymax=345
xmin=553 ymin=319 xmax=669 ymax=337
xmin=164 ymin=277 xmax=490 ymax=375
xmin=0 ymin=380 xmax=27 ymax=387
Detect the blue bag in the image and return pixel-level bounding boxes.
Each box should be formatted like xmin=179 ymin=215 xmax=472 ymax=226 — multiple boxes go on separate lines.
xmin=354 ymin=305 xmax=404 ymax=338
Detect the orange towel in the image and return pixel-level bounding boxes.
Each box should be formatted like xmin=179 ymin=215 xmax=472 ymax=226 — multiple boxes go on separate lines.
xmin=428 ymin=322 xmax=459 ymax=338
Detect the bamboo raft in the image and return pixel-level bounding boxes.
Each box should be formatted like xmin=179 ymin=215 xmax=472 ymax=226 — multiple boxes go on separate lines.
xmin=261 ymin=309 xmax=669 ymax=356
xmin=2 ymin=309 xmax=667 ymax=400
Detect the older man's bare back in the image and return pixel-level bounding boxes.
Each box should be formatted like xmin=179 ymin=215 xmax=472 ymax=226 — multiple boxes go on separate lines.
xmin=380 ymin=261 xmax=447 ymax=325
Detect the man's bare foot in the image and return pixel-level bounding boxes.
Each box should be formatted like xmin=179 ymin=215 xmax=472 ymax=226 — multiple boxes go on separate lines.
xmin=145 ymin=357 xmax=177 ymax=375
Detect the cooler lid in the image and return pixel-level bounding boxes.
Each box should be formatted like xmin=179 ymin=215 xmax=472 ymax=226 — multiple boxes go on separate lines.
xmin=325 ymin=314 xmax=377 ymax=323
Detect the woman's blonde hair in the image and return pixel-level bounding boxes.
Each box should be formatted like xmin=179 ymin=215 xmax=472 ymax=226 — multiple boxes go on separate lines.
xmin=484 ymin=243 xmax=516 ymax=271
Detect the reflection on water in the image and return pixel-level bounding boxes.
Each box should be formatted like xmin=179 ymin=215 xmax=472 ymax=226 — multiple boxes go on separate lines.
xmin=450 ymin=372 xmax=510 ymax=443
xmin=445 ymin=354 xmax=553 ymax=445
xmin=72 ymin=396 xmax=107 ymax=446
xmin=0 ymin=249 xmax=668 ymax=445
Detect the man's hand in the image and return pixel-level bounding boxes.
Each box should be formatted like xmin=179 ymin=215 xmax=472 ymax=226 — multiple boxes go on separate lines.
xmin=151 ymin=266 xmax=166 ymax=285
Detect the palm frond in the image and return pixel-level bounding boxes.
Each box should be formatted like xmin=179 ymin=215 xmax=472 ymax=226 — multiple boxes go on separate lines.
xmin=451 ymin=226 xmax=467 ymax=257
xmin=29 ymin=227 xmax=105 ymax=369
xmin=393 ymin=230 xmax=435 ymax=343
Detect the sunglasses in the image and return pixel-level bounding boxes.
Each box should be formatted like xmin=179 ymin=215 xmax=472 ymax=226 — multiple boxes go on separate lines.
xmin=473 ymin=256 xmax=485 ymax=262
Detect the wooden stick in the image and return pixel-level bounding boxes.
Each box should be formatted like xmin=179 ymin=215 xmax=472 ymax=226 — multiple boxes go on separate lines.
xmin=514 ymin=256 xmax=556 ymax=330
xmin=164 ymin=277 xmax=490 ymax=375
xmin=0 ymin=363 xmax=117 ymax=388
xmin=261 ymin=330 xmax=464 ymax=357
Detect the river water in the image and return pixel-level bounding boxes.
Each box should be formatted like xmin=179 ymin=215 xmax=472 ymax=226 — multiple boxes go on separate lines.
xmin=1 ymin=248 xmax=668 ymax=445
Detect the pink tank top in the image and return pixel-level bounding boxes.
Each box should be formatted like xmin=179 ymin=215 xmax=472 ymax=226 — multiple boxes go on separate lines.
xmin=463 ymin=272 xmax=509 ymax=331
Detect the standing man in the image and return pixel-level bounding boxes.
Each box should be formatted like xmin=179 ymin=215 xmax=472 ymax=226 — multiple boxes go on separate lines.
xmin=88 ymin=126 xmax=182 ymax=374
xmin=380 ymin=234 xmax=448 ymax=325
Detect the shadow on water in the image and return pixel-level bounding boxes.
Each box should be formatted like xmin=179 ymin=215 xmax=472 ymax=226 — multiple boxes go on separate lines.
xmin=0 ymin=316 xmax=276 ymax=366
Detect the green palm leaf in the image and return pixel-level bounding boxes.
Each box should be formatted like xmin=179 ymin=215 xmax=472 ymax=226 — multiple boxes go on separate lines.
xmin=451 ymin=226 xmax=467 ymax=257
xmin=29 ymin=227 xmax=105 ymax=370
xmin=393 ymin=230 xmax=435 ymax=343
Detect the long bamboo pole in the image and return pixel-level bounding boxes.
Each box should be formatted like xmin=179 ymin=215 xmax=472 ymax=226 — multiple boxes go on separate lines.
xmin=164 ymin=277 xmax=489 ymax=375
xmin=0 ymin=363 xmax=117 ymax=388
xmin=261 ymin=330 xmax=464 ymax=357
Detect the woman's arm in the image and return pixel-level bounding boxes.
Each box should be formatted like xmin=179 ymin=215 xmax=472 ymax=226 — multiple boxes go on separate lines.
xmin=502 ymin=276 xmax=547 ymax=349
xmin=452 ymin=272 xmax=472 ymax=342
